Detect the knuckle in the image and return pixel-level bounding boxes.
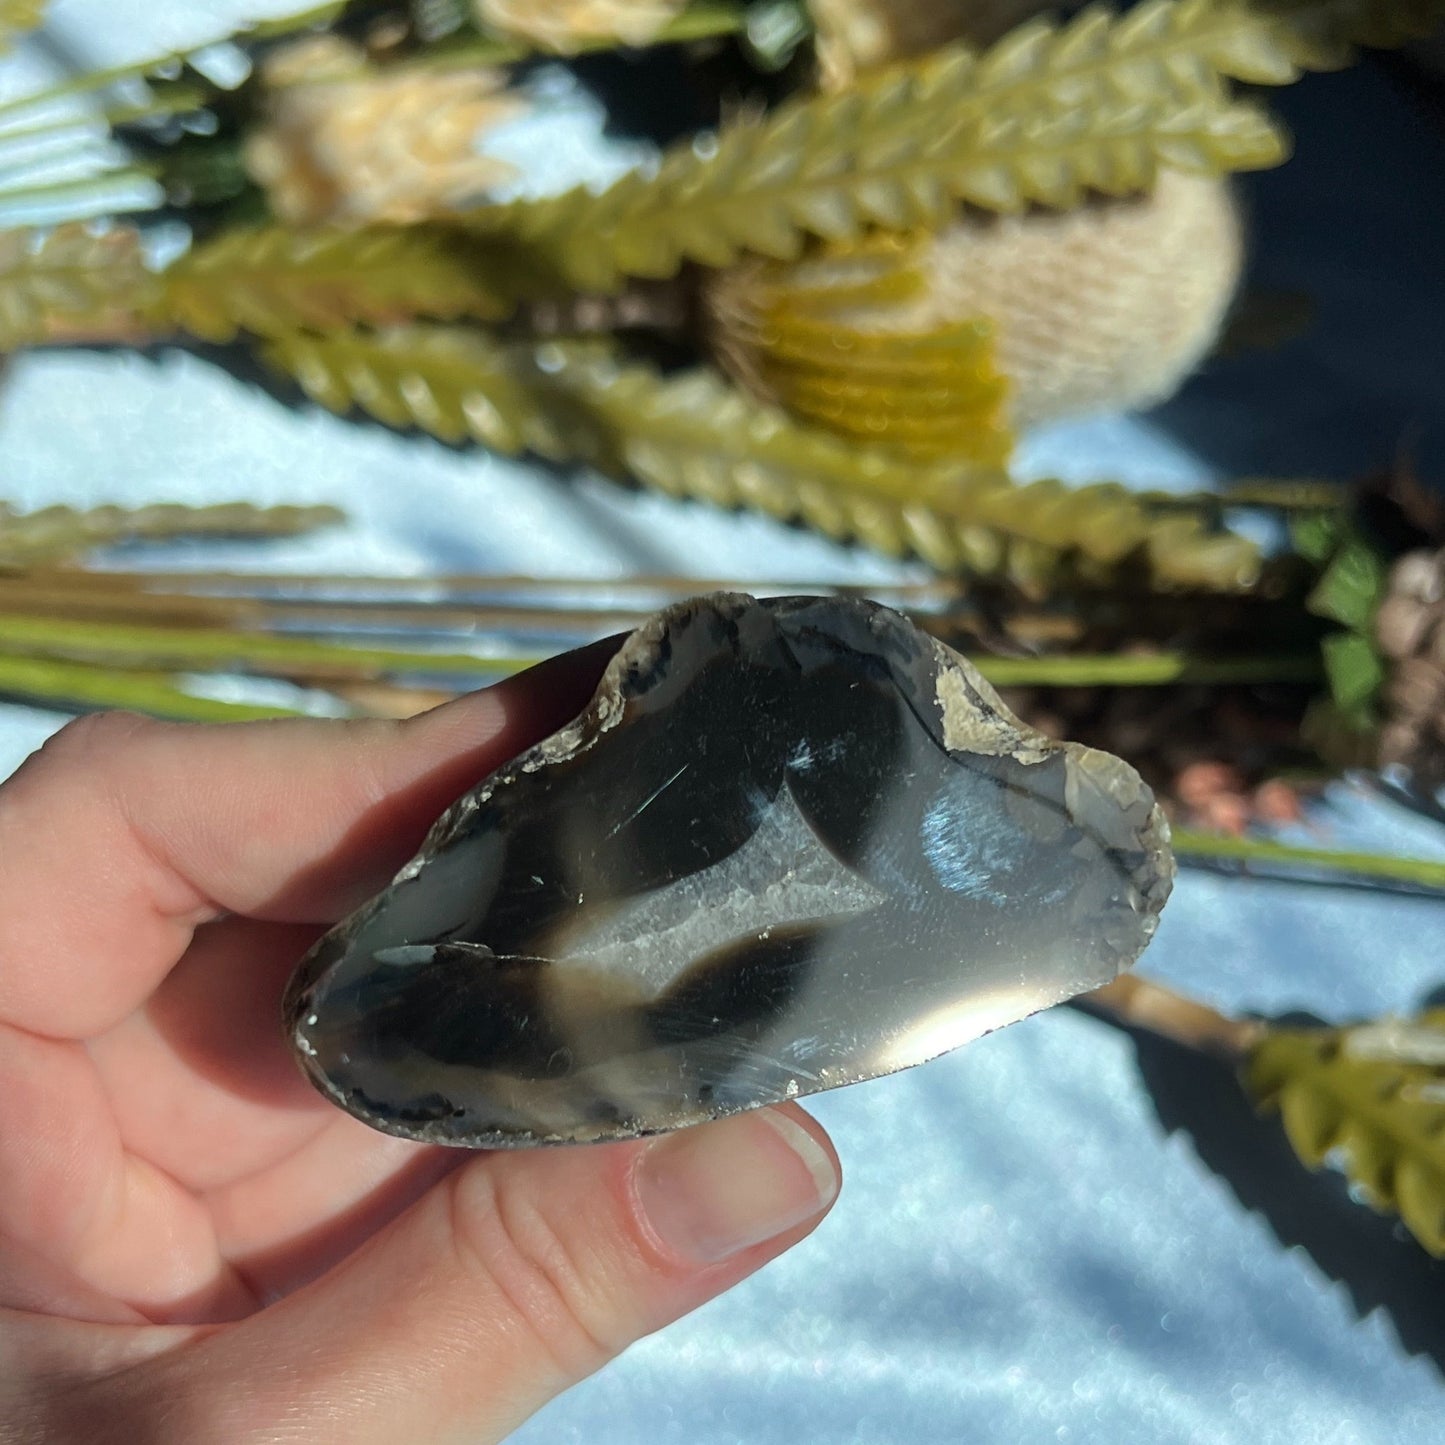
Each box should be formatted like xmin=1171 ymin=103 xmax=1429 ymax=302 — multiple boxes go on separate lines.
xmin=0 ymin=712 xmax=153 ymax=825
xmin=448 ymin=1168 xmax=619 ymax=1384
xmin=36 ymin=710 xmax=154 ymax=769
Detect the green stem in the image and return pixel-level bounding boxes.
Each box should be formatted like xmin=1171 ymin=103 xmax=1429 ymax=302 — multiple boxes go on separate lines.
xmin=0 ymin=602 xmax=1323 ymax=691
xmin=969 ymin=652 xmax=1322 ymax=687
xmin=150 ymin=135 xmax=252 ymax=206
xmin=1220 ymin=477 xmax=1350 ymax=511
xmin=0 ymin=166 xmax=161 ymax=215
xmin=246 ymin=1 xmax=352 ymax=40
xmin=1172 ymin=828 xmax=1445 ymax=893
xmin=0 ymin=86 xmax=211 ymax=156
xmin=1139 ymin=478 xmax=1349 ymax=512
xmin=0 ymin=1 xmax=344 ymax=126
xmin=0 ymin=501 xmax=345 ymax=567
xmin=0 ymin=61 xmax=191 ymax=126
xmin=0 ymin=612 xmax=544 ymax=678
xmin=0 ymin=654 xmax=304 ymax=721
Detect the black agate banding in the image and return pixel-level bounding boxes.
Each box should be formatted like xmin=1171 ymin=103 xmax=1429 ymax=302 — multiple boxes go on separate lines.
xmin=284 ymin=593 xmax=1174 ymax=1146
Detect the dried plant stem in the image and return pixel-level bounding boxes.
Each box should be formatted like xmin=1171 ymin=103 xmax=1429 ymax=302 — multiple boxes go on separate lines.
xmin=1171 ymin=827 xmax=1445 ymax=893
xmin=0 ymin=87 xmax=209 ymax=154
xmin=45 ymin=567 xmax=972 ymax=602
xmin=0 ymin=654 xmax=302 ymax=721
xmin=0 ymin=501 xmax=344 ymax=566
xmin=974 ymin=653 xmax=1321 ymax=687
xmin=1218 ymin=476 xmax=1350 ymax=510
xmin=0 ymin=612 xmax=545 ymax=680
xmin=0 ymin=603 xmax=1320 ymax=693
xmin=1139 ymin=477 xmax=1349 ymax=512
xmin=0 ymin=167 xmax=160 ymax=215
xmin=0 ymin=577 xmax=272 ymax=627
xmin=0 ymin=575 xmax=646 ymax=634
xmin=118 ymin=576 xmax=1276 ymax=652
xmin=1079 ymin=975 xmax=1264 ymax=1059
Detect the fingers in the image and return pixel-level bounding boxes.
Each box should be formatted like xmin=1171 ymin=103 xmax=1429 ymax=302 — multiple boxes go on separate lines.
xmin=0 ymin=642 xmax=615 ymax=1040
xmin=151 ymin=1108 xmax=840 ymax=1445
xmin=0 ymin=1021 xmax=254 ymax=1323
xmin=87 ymin=920 xmax=331 ymax=1196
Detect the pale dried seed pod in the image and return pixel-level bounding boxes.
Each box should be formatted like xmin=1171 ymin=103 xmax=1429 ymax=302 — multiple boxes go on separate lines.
xmin=1372 ymin=546 xmax=1445 ymax=789
xmin=244 ymin=36 xmax=525 ymax=226
xmin=1385 ymin=656 xmax=1445 ymax=721
xmin=914 ymin=173 xmax=1244 ymax=429
xmin=1388 ymin=550 xmax=1445 ymax=605
xmin=1374 ymin=592 xmax=1436 ymax=660
xmin=1377 ymin=720 xmax=1419 ymax=770
xmin=703 ymin=170 xmax=1244 ymax=438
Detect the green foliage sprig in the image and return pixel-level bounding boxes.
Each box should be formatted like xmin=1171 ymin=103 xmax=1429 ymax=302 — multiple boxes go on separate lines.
xmin=464 ymin=0 xmax=1303 ymax=293
xmin=265 ymin=323 xmax=563 ymax=454
xmin=265 ymin=323 xmax=1261 ymax=591
xmin=0 ymin=499 xmax=344 ymax=565
xmin=1246 ymin=1015 xmax=1445 ymax=1256
xmin=1294 ymin=512 xmax=1390 ymax=721
xmin=154 ymin=225 xmax=512 ymax=343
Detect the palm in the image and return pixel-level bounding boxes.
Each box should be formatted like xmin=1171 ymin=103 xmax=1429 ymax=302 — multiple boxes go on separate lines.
xmin=12 ymin=913 xmax=450 ymax=1323
xmin=0 ymin=653 xmax=604 ymax=1328
xmin=1 ymin=678 xmax=838 ymax=1445
xmin=71 ymin=915 xmax=450 ymax=1322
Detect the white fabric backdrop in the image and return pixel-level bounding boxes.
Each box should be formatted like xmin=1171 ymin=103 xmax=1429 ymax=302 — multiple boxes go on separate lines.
xmin=3 ymin=6 xmax=1445 ymax=1442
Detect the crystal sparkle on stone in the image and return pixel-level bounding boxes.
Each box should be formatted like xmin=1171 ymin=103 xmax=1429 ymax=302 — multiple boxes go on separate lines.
xmin=284 ymin=593 xmax=1174 ymax=1146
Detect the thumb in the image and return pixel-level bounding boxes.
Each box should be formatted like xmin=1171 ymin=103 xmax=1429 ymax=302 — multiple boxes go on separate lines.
xmin=168 ymin=1106 xmax=839 ymax=1443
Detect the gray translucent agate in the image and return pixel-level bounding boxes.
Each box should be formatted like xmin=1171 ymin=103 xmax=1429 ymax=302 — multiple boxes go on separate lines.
xmin=284 ymin=594 xmax=1174 ymax=1146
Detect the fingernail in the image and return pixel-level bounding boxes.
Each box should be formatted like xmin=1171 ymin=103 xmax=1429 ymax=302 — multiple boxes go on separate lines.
xmin=634 ymin=1110 xmax=839 ymax=1265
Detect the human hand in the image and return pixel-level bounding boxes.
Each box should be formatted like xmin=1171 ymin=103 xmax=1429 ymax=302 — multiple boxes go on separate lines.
xmin=0 ymin=650 xmax=840 ymax=1444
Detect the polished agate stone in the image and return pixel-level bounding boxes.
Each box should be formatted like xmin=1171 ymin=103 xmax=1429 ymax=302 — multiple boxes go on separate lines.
xmin=284 ymin=593 xmax=1173 ymax=1146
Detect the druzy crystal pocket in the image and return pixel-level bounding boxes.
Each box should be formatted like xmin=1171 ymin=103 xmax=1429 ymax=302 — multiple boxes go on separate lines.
xmin=284 ymin=594 xmax=1174 ymax=1145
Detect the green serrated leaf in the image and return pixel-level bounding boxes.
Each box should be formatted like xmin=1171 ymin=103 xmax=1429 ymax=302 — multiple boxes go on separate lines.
xmin=1306 ymin=533 xmax=1388 ymax=629
xmin=1289 ymin=510 xmax=1343 ymax=563
xmin=264 ymin=323 xmax=1261 ymax=592
xmin=1245 ymin=1014 xmax=1445 ymax=1256
xmin=1320 ymin=629 xmax=1385 ymax=714
xmin=463 ymin=1 xmax=1301 ymax=292
xmin=154 ymin=225 xmax=512 ymax=343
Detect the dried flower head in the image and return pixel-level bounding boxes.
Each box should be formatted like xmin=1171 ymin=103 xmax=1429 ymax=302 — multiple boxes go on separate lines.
xmin=473 ymin=0 xmax=686 ymax=53
xmin=704 ymin=170 xmax=1243 ymax=441
xmin=244 ymin=36 xmax=526 ymax=227
xmin=1376 ymin=549 xmax=1445 ymax=789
